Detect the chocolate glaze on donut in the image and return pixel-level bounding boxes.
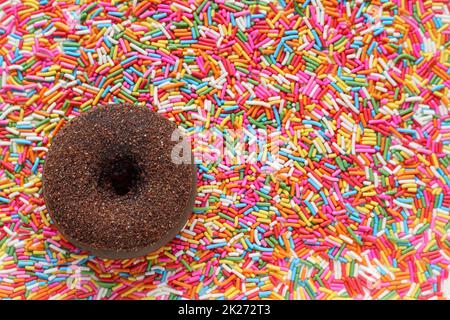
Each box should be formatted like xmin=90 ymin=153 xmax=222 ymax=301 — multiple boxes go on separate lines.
xmin=43 ymin=104 xmax=196 ymax=259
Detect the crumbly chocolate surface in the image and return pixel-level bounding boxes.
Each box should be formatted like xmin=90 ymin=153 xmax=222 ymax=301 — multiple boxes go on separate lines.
xmin=43 ymin=105 xmax=196 ymax=258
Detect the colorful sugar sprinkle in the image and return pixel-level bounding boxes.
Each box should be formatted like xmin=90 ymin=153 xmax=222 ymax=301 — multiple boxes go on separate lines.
xmin=0 ymin=0 xmax=450 ymax=300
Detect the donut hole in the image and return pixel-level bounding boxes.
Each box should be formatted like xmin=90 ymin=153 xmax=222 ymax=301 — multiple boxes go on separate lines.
xmin=99 ymin=156 xmax=141 ymax=197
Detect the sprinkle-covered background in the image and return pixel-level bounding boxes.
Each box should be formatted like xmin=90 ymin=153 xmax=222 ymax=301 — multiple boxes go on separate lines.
xmin=0 ymin=0 xmax=449 ymax=300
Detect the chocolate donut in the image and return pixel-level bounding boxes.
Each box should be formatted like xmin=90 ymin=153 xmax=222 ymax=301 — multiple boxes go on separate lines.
xmin=42 ymin=104 xmax=196 ymax=259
